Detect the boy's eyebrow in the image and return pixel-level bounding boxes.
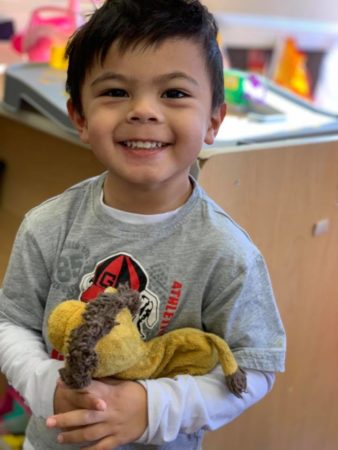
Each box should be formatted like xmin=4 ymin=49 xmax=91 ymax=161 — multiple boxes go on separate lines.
xmin=156 ymin=72 xmax=199 ymax=86
xmin=90 ymin=71 xmax=199 ymax=87
xmin=90 ymin=72 xmax=127 ymax=87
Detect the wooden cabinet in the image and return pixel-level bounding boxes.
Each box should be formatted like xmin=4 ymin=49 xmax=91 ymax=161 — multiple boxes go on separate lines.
xmin=199 ymin=140 xmax=338 ymax=450
xmin=0 ymin=115 xmax=104 ymax=278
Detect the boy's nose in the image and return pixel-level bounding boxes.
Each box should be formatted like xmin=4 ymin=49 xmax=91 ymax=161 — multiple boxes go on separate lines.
xmin=126 ymin=98 xmax=163 ymax=123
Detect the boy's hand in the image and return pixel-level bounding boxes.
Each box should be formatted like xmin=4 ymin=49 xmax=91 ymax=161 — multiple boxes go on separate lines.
xmin=47 ymin=378 xmax=148 ymax=449
xmin=53 ymin=379 xmax=108 ymax=416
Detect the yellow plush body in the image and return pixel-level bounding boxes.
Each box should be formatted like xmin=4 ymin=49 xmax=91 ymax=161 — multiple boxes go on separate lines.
xmin=48 ymin=287 xmax=246 ymax=396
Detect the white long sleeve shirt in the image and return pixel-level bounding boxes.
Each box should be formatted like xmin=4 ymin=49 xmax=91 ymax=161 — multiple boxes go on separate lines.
xmin=0 ymin=320 xmax=274 ymax=448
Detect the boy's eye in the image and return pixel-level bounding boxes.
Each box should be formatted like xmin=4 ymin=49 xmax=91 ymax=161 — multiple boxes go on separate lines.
xmin=162 ymin=89 xmax=188 ymax=99
xmin=101 ymin=88 xmax=128 ymax=97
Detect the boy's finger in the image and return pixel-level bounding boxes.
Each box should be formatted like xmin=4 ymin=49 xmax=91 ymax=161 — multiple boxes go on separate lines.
xmin=79 ymin=434 xmax=120 ymax=450
xmin=76 ymin=393 xmax=107 ymax=411
xmin=65 ymin=388 xmax=107 ymax=411
xmin=47 ymin=409 xmax=105 ymax=429
xmin=57 ymin=421 xmax=109 ymax=444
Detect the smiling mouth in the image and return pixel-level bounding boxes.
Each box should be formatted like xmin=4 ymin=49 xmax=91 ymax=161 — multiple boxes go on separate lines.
xmin=120 ymin=140 xmax=169 ymax=149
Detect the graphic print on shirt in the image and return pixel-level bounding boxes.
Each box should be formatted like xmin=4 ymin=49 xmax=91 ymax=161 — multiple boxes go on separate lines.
xmin=79 ymin=252 xmax=159 ymax=338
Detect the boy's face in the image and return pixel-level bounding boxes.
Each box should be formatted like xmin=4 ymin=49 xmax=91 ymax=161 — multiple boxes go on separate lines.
xmin=68 ymin=38 xmax=225 ymax=209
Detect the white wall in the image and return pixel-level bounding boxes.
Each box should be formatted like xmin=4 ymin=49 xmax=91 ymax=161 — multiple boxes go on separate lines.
xmin=1 ymin=0 xmax=337 ymax=37
xmin=204 ymin=0 xmax=338 ymax=23
xmin=0 ymin=0 xmax=95 ymax=30
xmin=2 ymin=0 xmax=338 ymax=29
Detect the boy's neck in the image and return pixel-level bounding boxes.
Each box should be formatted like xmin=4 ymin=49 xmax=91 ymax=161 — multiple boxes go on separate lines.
xmin=102 ymin=174 xmax=193 ymax=214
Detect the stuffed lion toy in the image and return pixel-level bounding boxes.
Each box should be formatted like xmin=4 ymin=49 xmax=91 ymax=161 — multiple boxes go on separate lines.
xmin=48 ymin=285 xmax=246 ymax=397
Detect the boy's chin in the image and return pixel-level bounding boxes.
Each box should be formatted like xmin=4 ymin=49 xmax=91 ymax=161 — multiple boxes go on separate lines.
xmin=109 ymin=167 xmax=190 ymax=190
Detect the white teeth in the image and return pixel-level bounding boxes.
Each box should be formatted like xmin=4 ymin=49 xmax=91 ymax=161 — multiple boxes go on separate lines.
xmin=123 ymin=141 xmax=164 ymax=149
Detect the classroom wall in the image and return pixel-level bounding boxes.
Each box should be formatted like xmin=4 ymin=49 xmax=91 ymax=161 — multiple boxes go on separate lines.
xmin=1 ymin=0 xmax=338 ymax=31
xmin=204 ymin=0 xmax=338 ymax=22
xmin=0 ymin=0 xmax=94 ymax=30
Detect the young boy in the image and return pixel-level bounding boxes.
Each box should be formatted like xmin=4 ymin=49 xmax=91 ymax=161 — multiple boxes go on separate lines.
xmin=0 ymin=0 xmax=286 ymax=449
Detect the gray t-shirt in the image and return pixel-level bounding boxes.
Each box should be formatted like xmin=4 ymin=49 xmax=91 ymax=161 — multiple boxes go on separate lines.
xmin=0 ymin=174 xmax=285 ymax=449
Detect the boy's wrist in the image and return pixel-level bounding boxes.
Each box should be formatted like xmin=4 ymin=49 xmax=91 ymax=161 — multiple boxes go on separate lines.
xmin=32 ymin=359 xmax=64 ymax=419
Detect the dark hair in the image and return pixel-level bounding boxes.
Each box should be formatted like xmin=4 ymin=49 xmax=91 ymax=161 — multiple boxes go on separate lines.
xmin=65 ymin=0 xmax=224 ymax=115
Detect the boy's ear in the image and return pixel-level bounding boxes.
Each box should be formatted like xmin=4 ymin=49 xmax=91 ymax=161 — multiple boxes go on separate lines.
xmin=204 ymin=103 xmax=226 ymax=145
xmin=67 ymin=99 xmax=89 ymax=143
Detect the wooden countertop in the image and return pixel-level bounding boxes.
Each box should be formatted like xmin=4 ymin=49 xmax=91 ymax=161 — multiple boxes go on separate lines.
xmin=1 ymin=42 xmax=338 ymax=159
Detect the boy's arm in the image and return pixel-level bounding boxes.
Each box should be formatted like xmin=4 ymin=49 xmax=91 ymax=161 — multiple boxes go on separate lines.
xmin=0 ymin=216 xmax=64 ymax=418
xmin=47 ymin=252 xmax=283 ymax=447
xmin=46 ymin=366 xmax=273 ymax=447
xmin=136 ymin=251 xmax=283 ymax=445
xmin=135 ymin=366 xmax=274 ymax=445
xmin=0 ymin=319 xmax=63 ymax=418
